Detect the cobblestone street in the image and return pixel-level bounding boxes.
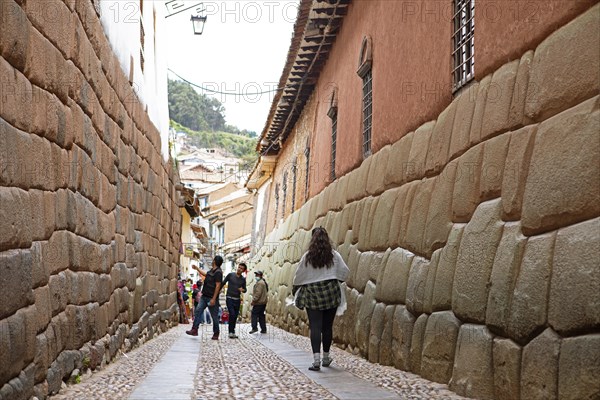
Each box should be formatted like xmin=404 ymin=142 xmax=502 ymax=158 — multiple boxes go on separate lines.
xmin=50 ymin=324 xmax=470 ymax=400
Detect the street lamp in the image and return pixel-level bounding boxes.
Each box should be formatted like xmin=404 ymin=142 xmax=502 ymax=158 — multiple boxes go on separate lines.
xmin=191 ymin=13 xmax=207 ymax=35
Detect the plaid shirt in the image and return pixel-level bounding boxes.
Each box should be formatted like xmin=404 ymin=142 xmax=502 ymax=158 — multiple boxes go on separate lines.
xmin=296 ymin=279 xmax=341 ymax=310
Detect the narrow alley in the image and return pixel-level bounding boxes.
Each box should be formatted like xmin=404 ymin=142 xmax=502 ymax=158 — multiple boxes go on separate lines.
xmin=50 ymin=324 xmax=468 ymax=400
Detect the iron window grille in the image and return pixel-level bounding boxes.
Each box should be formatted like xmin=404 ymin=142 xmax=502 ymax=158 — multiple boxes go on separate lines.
xmin=362 ymin=70 xmax=373 ymax=158
xmin=282 ymin=172 xmax=288 ymax=219
xmin=304 ymin=146 xmax=311 ymax=199
xmin=291 ymin=161 xmax=297 ymax=211
xmin=330 ymin=114 xmax=338 ymax=181
xmin=274 ymin=184 xmax=280 ymax=227
xmin=452 ymin=0 xmax=475 ymax=92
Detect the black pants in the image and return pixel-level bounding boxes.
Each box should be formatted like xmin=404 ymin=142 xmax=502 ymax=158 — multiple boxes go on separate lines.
xmin=306 ymin=308 xmax=337 ymax=354
xmin=251 ymin=304 xmax=267 ymax=332
xmin=226 ymin=297 xmax=241 ymax=334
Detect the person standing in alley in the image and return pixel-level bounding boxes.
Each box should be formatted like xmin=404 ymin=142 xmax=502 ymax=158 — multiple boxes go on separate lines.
xmin=292 ymin=227 xmax=349 ymax=371
xmin=249 ymin=270 xmax=268 ymax=334
xmin=187 ymin=256 xmax=224 ymax=340
xmin=222 ymin=262 xmax=247 ymax=338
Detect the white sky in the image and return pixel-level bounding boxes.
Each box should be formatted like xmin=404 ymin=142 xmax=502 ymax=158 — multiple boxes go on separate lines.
xmin=163 ymin=1 xmax=299 ymax=134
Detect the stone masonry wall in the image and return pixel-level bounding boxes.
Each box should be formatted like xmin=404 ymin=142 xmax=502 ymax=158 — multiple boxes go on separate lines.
xmin=244 ymin=6 xmax=600 ymax=400
xmin=0 ymin=1 xmax=182 ymax=399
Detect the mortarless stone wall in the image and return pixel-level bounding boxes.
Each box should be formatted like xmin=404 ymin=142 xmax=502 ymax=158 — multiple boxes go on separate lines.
xmin=243 ymin=5 xmax=600 ymax=400
xmin=0 ymin=1 xmax=182 ymax=398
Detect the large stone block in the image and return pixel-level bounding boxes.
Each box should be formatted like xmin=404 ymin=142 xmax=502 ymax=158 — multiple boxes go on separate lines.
xmin=481 ymin=59 xmax=519 ymax=140
xmin=451 ymin=144 xmax=484 ymax=222
xmin=501 ymin=125 xmax=537 ymax=221
xmin=449 ymin=324 xmax=494 ymax=399
xmin=423 ymin=163 xmax=457 ymax=257
xmin=391 ymin=305 xmax=415 ymax=370
xmin=379 ymin=305 xmax=396 ymax=366
xmin=404 ymin=179 xmax=434 ymax=255
xmin=388 ymin=182 xmax=417 ymax=248
xmin=375 ymin=248 xmax=413 ymax=304
xmin=0 ymin=249 xmax=33 ymax=320
xmin=368 ymin=188 xmax=399 ymax=250
xmin=431 ymin=224 xmax=464 ymax=312
xmin=453 ymin=199 xmax=504 ymax=323
xmin=493 ymin=338 xmax=521 ymax=400
xmin=549 ymin=218 xmax=600 ymax=335
xmin=0 ymin=0 xmax=31 ymax=71
xmin=366 ymin=145 xmax=390 ymax=196
xmin=351 ymin=198 xmax=367 ymax=245
xmin=357 ymin=197 xmax=377 ymax=251
xmin=406 ymin=256 xmax=429 ymax=316
xmin=469 ymin=75 xmax=492 ymax=146
xmin=0 ymin=187 xmax=33 ymax=251
xmin=355 ymin=281 xmax=376 ymax=356
xmin=521 ymin=328 xmax=560 ymax=400
xmin=449 ymin=83 xmax=478 ymax=161
xmin=425 ymin=102 xmax=456 ymax=176
xmin=525 ymin=4 xmax=600 ymax=122
xmin=522 ymin=97 xmax=599 ymax=235
xmin=508 ymin=231 xmax=554 ymax=343
xmin=346 ymin=157 xmax=371 ymax=202
xmin=368 ymin=250 xmax=389 ymax=284
xmin=406 ymin=122 xmax=434 ymax=182
xmin=508 ymin=51 xmax=534 ymax=129
xmin=384 ymin=132 xmax=414 ymax=188
xmin=344 ymin=245 xmax=360 ymax=290
xmin=486 ymin=222 xmax=527 ymax=336
xmin=480 ymin=133 xmax=510 ymax=201
xmin=421 ymin=311 xmax=461 ymax=384
xmin=558 ymin=334 xmax=600 ymax=400
xmin=422 ymin=250 xmax=439 ymax=314
xmin=368 ymin=302 xmax=386 ymax=363
xmin=408 ymin=313 xmax=428 ymax=375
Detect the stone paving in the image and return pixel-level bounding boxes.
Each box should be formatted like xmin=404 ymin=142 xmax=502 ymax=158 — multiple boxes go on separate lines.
xmin=50 ymin=323 xmax=471 ymax=400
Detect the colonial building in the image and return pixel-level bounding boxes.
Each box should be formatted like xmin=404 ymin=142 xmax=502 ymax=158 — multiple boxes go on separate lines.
xmin=247 ymin=1 xmax=599 ymax=399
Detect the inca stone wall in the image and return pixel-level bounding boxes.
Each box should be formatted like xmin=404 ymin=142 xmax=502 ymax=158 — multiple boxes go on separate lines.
xmin=0 ymin=1 xmax=182 ymax=399
xmin=246 ymin=6 xmax=600 ymax=400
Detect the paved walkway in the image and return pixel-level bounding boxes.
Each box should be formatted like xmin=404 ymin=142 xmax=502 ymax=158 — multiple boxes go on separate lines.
xmin=52 ymin=324 xmax=469 ymax=400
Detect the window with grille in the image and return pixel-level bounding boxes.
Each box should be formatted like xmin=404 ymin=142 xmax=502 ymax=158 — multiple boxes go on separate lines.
xmin=452 ymin=0 xmax=475 ymax=92
xmin=282 ymin=172 xmax=288 ymax=219
xmin=328 ymin=91 xmax=338 ymax=181
xmin=291 ymin=161 xmax=297 ymax=211
xmin=304 ymin=147 xmax=310 ymax=199
xmin=362 ymin=70 xmax=373 ymax=158
xmin=274 ymin=184 xmax=280 ymax=226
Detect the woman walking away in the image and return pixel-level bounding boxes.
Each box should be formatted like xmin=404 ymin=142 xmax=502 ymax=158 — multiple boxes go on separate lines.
xmin=293 ymin=227 xmax=350 ymax=371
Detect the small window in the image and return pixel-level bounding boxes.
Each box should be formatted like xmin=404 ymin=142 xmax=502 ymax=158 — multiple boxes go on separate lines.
xmin=452 ymin=0 xmax=475 ymax=92
xmin=328 ymin=91 xmax=338 ymax=181
xmin=304 ymin=146 xmax=310 ymax=200
xmin=357 ymin=36 xmax=373 ymax=158
xmin=274 ymin=183 xmax=280 ymax=226
xmin=291 ymin=161 xmax=297 ymax=211
xmin=282 ymin=172 xmax=288 ymax=219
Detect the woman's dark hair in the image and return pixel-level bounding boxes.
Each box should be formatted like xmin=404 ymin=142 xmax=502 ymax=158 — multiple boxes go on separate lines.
xmin=306 ymin=227 xmax=334 ymax=268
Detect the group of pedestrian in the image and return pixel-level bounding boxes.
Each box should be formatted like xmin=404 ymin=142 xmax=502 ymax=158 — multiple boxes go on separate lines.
xmin=183 ymin=227 xmax=349 ymax=372
xmin=185 ymin=257 xmax=268 ymax=340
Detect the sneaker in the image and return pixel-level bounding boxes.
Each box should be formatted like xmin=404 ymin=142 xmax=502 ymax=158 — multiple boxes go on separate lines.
xmin=260 ymin=331 xmax=267 ymax=334
xmin=322 ymin=357 xmax=332 ymax=367
xmin=249 ymin=329 xmax=258 ymax=334
xmin=308 ymin=361 xmax=320 ymax=371
xmin=228 ymin=333 xmax=238 ymax=339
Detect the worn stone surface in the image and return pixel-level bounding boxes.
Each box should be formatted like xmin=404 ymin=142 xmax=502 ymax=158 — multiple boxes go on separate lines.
xmin=423 ymin=163 xmax=457 ymax=257
xmin=507 ymin=51 xmax=534 ymax=129
xmin=367 ymin=145 xmax=391 ymax=196
xmin=450 ymin=324 xmax=494 ymax=400
xmin=392 ymin=306 xmax=415 ymax=371
xmin=375 ymin=248 xmax=414 ymax=304
xmin=522 ymin=97 xmax=600 ymax=235
xmin=492 ymin=338 xmax=521 ymax=400
xmin=480 ymin=133 xmax=510 ymax=202
xmin=404 ymin=179 xmax=434 ymax=255
xmin=501 ymin=125 xmax=537 ymax=221
xmin=355 ymin=281 xmax=377 ymax=357
xmin=469 ymin=76 xmax=492 ymax=146
xmin=508 ymin=231 xmax=554 ymax=343
xmin=379 ymin=305 xmax=396 ymax=367
xmin=558 ymin=334 xmax=600 ymax=400
xmin=451 ymin=144 xmax=484 ymax=223
xmin=485 ymin=222 xmax=527 ymax=336
xmin=368 ymin=303 xmax=386 ymax=363
xmin=548 ymin=218 xmax=600 ymax=335
xmin=425 ymin=102 xmax=456 ymax=176
xmin=481 ymin=60 xmax=519 ymax=140
xmin=406 ymin=122 xmax=434 ymax=182
xmin=453 ymin=199 xmax=504 ymax=323
xmin=408 ymin=313 xmax=428 ymax=375
xmin=449 ymin=84 xmax=478 ymax=161
xmin=346 ymin=156 xmax=372 ymax=202
xmin=369 ymin=188 xmax=398 ymax=250
xmin=525 ymin=4 xmax=600 ymax=122
xmin=521 ymin=328 xmax=560 ymax=400
xmin=406 ymin=257 xmax=430 ymax=316
xmin=388 ymin=182 xmax=416 ymax=249
xmin=420 ymin=311 xmax=461 ymax=384
xmin=384 ymin=132 xmax=414 ymax=188
xmin=431 ymin=225 xmax=464 ymax=312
